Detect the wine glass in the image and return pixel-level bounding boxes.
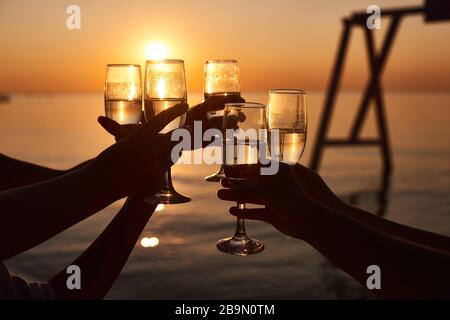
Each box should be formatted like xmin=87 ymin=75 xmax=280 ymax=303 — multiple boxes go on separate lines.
xmin=203 ymin=60 xmax=240 ymax=182
xmin=216 ymin=102 xmax=266 ymax=256
xmin=105 ymin=64 xmax=163 ymax=208
xmin=144 ymin=59 xmax=191 ymax=204
xmin=266 ymin=89 xmax=307 ymax=164
xmin=104 ymin=64 xmax=142 ymax=125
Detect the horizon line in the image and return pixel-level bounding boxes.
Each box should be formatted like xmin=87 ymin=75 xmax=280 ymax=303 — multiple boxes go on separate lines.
xmin=3 ymin=89 xmax=450 ymax=95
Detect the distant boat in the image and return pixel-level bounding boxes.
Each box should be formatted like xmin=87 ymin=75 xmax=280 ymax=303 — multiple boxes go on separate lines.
xmin=0 ymin=93 xmax=10 ymax=103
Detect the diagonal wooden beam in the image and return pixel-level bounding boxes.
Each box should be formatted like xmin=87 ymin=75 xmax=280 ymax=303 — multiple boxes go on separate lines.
xmin=309 ymin=20 xmax=352 ymax=171
xmin=350 ymin=16 xmax=401 ymax=140
xmin=365 ymin=25 xmax=393 ymax=172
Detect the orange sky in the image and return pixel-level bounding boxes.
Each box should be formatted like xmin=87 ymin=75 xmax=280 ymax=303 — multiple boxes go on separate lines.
xmin=0 ymin=0 xmax=449 ymax=93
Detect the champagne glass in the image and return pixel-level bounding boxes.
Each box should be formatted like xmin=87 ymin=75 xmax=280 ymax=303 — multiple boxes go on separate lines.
xmin=144 ymin=59 xmax=191 ymax=204
xmin=105 ymin=64 xmax=161 ymax=207
xmin=216 ymin=103 xmax=266 ymax=256
xmin=104 ymin=64 xmax=142 ymax=125
xmin=266 ymin=89 xmax=307 ymax=165
xmin=203 ymin=60 xmax=240 ymax=182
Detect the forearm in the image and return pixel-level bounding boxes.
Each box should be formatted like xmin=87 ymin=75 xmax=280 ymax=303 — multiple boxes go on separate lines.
xmin=337 ymin=201 xmax=450 ymax=253
xmin=50 ymin=195 xmax=155 ymax=299
xmin=66 ymin=159 xmax=93 ymax=173
xmin=295 ymin=201 xmax=450 ymax=299
xmin=0 ymin=163 xmax=118 ymax=260
xmin=0 ymin=154 xmax=63 ymax=191
xmin=0 ymin=154 xmax=93 ymax=191
xmin=295 ymin=165 xmax=450 ymax=252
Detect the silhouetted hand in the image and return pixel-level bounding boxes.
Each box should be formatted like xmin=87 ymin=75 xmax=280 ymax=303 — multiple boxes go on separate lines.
xmin=218 ymin=163 xmax=315 ymax=240
xmin=291 ymin=164 xmax=349 ymax=212
xmin=92 ymin=103 xmax=188 ymax=199
xmin=185 ymin=95 xmax=245 ymax=130
xmin=98 ymin=117 xmax=140 ymax=142
xmin=183 ymin=95 xmax=245 ymax=150
xmin=218 ymin=163 xmax=348 ymax=238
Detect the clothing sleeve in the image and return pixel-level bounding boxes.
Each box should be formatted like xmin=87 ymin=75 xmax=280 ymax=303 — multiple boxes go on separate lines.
xmin=0 ymin=262 xmax=55 ymax=300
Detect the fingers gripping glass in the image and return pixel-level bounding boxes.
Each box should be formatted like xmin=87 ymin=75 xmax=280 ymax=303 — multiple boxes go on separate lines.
xmin=216 ymin=103 xmax=266 ymax=256
xmin=203 ymin=60 xmax=241 ymax=182
xmin=144 ymin=59 xmax=191 ymax=205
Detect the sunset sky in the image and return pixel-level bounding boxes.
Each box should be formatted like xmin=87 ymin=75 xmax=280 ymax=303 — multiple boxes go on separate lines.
xmin=0 ymin=0 xmax=449 ymax=93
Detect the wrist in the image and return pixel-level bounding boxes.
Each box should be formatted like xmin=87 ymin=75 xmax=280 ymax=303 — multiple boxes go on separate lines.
xmin=86 ymin=162 xmax=124 ymax=203
xmin=292 ymin=197 xmax=319 ymax=242
xmin=124 ymin=193 xmax=157 ymax=214
xmin=297 ymin=197 xmax=342 ymax=244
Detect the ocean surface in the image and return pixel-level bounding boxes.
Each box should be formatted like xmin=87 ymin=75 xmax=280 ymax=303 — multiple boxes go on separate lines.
xmin=1 ymin=92 xmax=449 ymax=299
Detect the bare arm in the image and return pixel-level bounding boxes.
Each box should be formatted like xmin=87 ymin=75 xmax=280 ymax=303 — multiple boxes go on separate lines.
xmin=49 ymin=193 xmax=157 ymax=299
xmin=0 ymin=153 xmax=92 ymax=191
xmin=288 ymin=200 xmax=450 ymax=299
xmin=219 ymin=164 xmax=450 ymax=299
xmin=292 ymin=164 xmax=450 ymax=253
xmin=0 ymin=164 xmax=117 ymax=261
xmin=0 ymin=103 xmax=187 ymax=261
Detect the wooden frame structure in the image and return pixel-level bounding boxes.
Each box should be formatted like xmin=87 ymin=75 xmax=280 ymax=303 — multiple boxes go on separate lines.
xmin=309 ymin=0 xmax=450 ymax=173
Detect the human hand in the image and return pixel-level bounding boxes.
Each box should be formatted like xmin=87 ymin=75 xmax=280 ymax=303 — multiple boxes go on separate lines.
xmin=183 ymin=95 xmax=245 ymax=150
xmin=91 ymin=103 xmax=188 ymax=200
xmin=97 ymin=114 xmax=142 ymax=142
xmin=185 ymin=95 xmax=245 ymax=130
xmin=217 ymin=163 xmax=317 ymax=240
xmin=292 ymin=164 xmax=349 ymax=212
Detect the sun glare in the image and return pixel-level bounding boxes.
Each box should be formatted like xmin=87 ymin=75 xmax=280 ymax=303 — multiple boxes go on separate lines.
xmin=146 ymin=43 xmax=169 ymax=60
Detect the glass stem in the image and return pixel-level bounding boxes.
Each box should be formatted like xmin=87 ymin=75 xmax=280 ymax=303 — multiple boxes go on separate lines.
xmin=234 ymin=202 xmax=247 ymax=240
xmin=163 ymin=167 xmax=173 ymax=191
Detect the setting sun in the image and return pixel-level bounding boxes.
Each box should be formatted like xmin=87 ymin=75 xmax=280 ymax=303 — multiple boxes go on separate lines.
xmin=1 ymin=0 xmax=450 ymax=304
xmin=146 ymin=43 xmax=169 ymax=61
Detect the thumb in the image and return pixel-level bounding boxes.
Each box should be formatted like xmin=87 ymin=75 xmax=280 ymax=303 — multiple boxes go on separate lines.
xmin=98 ymin=116 xmax=121 ymax=137
xmin=142 ymin=103 xmax=189 ymax=137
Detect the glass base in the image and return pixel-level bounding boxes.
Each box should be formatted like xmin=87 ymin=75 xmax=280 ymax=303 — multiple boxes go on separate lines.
xmin=157 ymin=189 xmax=191 ymax=204
xmin=145 ymin=189 xmax=191 ymax=205
xmin=216 ymin=236 xmax=264 ymax=256
xmin=204 ymin=166 xmax=225 ymax=182
xmin=146 ymin=168 xmax=191 ymax=205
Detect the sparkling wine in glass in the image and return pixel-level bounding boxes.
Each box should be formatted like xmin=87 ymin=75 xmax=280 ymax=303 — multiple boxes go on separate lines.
xmin=216 ymin=102 xmax=266 ymax=256
xmin=104 ymin=64 xmax=142 ymax=124
xmin=266 ymin=89 xmax=307 ymax=164
xmin=203 ymin=60 xmax=241 ymax=182
xmin=144 ymin=59 xmax=190 ymax=204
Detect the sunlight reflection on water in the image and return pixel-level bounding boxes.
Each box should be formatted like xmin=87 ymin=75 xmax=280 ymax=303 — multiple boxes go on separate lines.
xmin=141 ymin=237 xmax=160 ymax=248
